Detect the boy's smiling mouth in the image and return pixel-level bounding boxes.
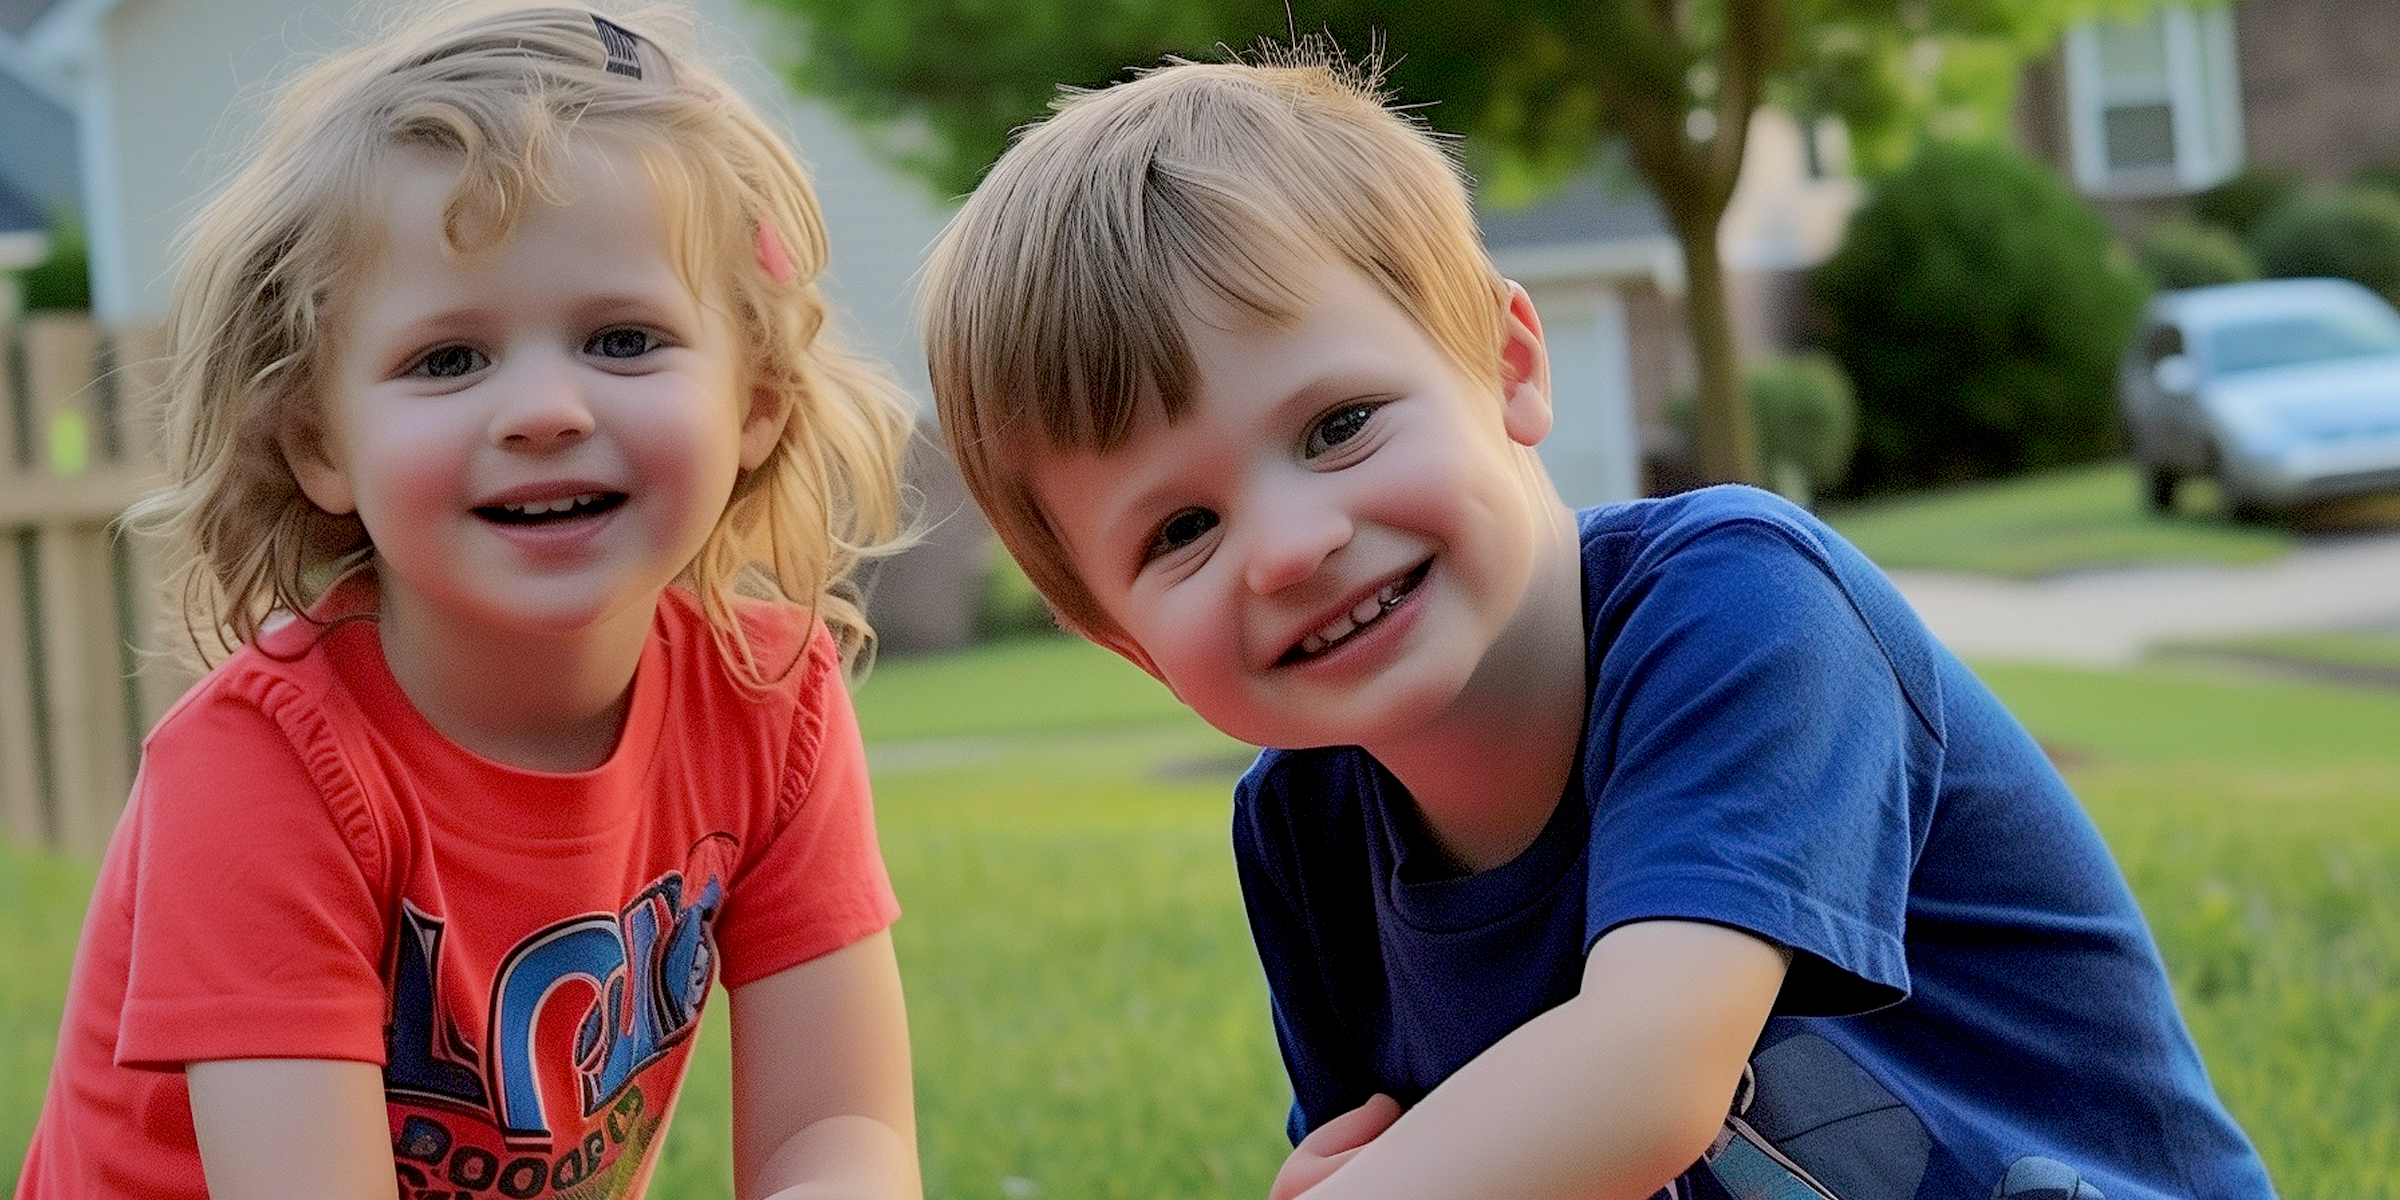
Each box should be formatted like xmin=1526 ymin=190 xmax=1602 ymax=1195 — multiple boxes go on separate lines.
xmin=476 ymin=491 xmax=627 ymax=525
xmin=1285 ymin=561 xmax=1430 ymax=663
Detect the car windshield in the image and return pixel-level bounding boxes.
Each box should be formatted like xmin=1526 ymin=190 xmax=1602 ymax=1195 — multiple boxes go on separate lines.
xmin=2207 ymin=303 xmax=2400 ymax=374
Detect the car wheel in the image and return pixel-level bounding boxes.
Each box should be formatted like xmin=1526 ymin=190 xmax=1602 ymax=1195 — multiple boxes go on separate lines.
xmin=2218 ymin=478 xmax=2272 ymax=524
xmin=2143 ymin=462 xmax=2179 ymax=514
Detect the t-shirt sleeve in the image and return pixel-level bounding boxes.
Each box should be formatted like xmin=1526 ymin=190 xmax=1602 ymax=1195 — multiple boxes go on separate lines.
xmin=115 ymin=689 xmax=391 ymax=1069
xmin=712 ymin=633 xmax=899 ymax=990
xmin=1585 ymin=511 xmax=1924 ymax=1016
xmin=1231 ymin=759 xmax=1376 ymax=1145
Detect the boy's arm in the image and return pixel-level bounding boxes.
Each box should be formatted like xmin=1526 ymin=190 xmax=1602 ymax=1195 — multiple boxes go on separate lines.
xmin=1283 ymin=919 xmax=1788 ymax=1200
xmin=727 ymin=929 xmax=921 ymax=1200
xmin=188 ymin=1058 xmax=399 ymax=1200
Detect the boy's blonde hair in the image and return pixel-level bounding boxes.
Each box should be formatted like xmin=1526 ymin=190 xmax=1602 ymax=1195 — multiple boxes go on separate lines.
xmin=127 ymin=0 xmax=914 ymax=674
xmin=922 ymin=47 xmax=1506 ymax=642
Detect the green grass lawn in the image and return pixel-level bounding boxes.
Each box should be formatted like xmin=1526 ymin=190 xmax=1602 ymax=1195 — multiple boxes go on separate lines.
xmin=1822 ymin=461 xmax=2298 ymax=577
xmin=7 ymin=458 xmax=2400 ymax=1197
xmin=664 ymin=639 xmax=2400 ymax=1200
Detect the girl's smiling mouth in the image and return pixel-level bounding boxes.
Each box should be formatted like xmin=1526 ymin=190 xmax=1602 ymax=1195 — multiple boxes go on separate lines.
xmin=476 ymin=491 xmax=627 ymax=525
xmin=1286 ymin=561 xmax=1430 ymax=663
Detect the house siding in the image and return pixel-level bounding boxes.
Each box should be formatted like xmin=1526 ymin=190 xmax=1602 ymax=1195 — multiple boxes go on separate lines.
xmin=2229 ymin=0 xmax=2400 ymax=185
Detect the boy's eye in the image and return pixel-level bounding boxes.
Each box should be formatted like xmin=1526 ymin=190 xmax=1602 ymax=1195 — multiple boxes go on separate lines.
xmin=1304 ymin=403 xmax=1378 ymax=457
xmin=588 ymin=327 xmax=662 ymax=358
xmin=409 ymin=345 xmax=487 ymax=379
xmin=1147 ymin=508 xmax=1219 ymax=559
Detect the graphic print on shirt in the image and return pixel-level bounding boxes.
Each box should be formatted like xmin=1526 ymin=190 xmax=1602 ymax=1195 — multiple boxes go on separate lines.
xmin=386 ymin=833 xmax=738 ymax=1198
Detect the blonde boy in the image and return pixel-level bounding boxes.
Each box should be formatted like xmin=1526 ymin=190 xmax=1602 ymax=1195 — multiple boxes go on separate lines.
xmin=923 ymin=49 xmax=2273 ymax=1200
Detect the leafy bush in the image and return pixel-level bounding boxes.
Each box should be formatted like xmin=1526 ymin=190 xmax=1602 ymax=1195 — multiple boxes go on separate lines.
xmin=18 ymin=215 xmax=89 ymax=312
xmin=2348 ymin=159 xmax=2400 ymax=199
xmin=2192 ymin=166 xmax=2304 ymax=242
xmin=2248 ymin=186 xmax=2400 ymax=304
xmin=1811 ymin=140 xmax=2149 ymax=496
xmin=1671 ymin=352 xmax=1858 ymax=506
xmin=2135 ymin=217 xmax=2257 ymax=290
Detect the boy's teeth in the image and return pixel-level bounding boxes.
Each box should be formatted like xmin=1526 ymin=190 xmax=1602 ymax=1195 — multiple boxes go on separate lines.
xmin=1297 ymin=579 xmax=1407 ymax=656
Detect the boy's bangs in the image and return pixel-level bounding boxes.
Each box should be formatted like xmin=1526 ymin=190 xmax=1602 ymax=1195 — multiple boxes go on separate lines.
xmin=1007 ymin=161 xmax=1330 ymax=459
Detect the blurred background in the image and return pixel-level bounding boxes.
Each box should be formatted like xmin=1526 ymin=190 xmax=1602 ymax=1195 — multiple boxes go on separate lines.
xmin=5 ymin=1 xmax=2398 ymax=1197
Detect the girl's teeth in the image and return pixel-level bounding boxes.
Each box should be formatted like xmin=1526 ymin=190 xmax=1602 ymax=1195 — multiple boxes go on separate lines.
xmin=506 ymin=494 xmax=596 ymax=516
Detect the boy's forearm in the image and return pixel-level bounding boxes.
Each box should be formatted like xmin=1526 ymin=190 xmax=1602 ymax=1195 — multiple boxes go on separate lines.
xmin=1287 ymin=921 xmax=1787 ymax=1200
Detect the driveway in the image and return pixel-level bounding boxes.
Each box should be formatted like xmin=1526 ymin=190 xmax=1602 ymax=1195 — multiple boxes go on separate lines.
xmin=1886 ymin=526 xmax=2400 ymax=666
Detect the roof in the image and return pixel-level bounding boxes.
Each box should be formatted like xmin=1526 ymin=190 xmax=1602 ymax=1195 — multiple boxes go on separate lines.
xmin=0 ymin=63 xmax=78 ymax=214
xmin=0 ymin=171 xmax=41 ymax=232
xmin=0 ymin=172 xmax=48 ymax=269
xmin=1477 ymin=159 xmax=1680 ymax=289
xmin=0 ymin=0 xmax=62 ymax=38
xmin=1478 ymin=164 xmax=1669 ymax=250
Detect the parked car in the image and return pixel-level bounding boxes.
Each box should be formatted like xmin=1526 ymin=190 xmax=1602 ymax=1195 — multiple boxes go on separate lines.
xmin=2120 ymin=276 xmax=2400 ymax=516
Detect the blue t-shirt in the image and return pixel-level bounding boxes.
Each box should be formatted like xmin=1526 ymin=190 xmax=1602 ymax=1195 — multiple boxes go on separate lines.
xmin=1233 ymin=486 xmax=2274 ymax=1200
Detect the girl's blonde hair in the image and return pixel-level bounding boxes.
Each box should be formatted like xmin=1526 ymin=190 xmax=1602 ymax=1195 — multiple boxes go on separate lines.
xmin=125 ymin=0 xmax=914 ymax=675
xmin=921 ymin=46 xmax=1506 ymax=642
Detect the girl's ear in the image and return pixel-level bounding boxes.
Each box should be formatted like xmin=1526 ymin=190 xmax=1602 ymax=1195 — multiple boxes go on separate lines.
xmin=280 ymin=410 xmax=358 ymax=516
xmin=738 ymin=384 xmax=786 ymax=473
xmin=1498 ymin=280 xmax=1553 ymax=449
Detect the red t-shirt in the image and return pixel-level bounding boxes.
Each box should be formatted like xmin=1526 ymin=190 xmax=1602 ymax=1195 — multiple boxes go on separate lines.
xmin=16 ymin=574 xmax=898 ymax=1198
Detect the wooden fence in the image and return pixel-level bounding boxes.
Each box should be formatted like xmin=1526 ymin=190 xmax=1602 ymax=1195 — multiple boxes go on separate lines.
xmin=2 ymin=313 xmax=189 ymax=857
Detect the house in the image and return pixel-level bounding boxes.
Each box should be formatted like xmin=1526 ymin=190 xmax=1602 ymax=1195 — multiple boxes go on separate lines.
xmin=1482 ymin=108 xmax=1861 ymax=503
xmin=0 ymin=0 xmax=988 ymax=652
xmin=2019 ymin=0 xmax=2400 ymax=226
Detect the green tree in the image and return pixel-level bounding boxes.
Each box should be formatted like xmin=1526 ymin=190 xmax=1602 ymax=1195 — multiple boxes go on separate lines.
xmin=767 ymin=0 xmax=2144 ymax=486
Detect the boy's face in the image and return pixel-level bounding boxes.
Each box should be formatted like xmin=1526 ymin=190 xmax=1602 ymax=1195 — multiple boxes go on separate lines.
xmin=1034 ymin=262 xmax=1556 ymax=751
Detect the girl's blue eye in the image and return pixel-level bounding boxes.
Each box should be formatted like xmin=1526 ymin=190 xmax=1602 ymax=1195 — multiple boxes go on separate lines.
xmin=1148 ymin=508 xmax=1218 ymax=559
xmin=589 ymin=328 xmax=661 ymax=358
xmin=1305 ymin=403 xmax=1377 ymax=457
xmin=411 ymin=346 xmax=486 ymax=378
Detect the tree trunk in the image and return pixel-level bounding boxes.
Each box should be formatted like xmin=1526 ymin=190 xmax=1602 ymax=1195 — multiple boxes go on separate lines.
xmin=1674 ymin=210 xmax=1761 ymax=488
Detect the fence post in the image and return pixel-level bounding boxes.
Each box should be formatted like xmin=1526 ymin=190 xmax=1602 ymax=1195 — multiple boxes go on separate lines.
xmin=0 ymin=525 xmax=40 ymax=847
xmin=0 ymin=314 xmax=168 ymax=855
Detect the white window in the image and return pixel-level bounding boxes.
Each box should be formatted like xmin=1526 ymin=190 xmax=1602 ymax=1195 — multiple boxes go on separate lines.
xmin=2064 ymin=4 xmax=2242 ymax=197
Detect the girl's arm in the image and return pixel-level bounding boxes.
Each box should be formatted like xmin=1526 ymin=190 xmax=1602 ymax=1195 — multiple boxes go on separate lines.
xmin=728 ymin=929 xmax=920 ymax=1200
xmin=188 ymin=1058 xmax=399 ymax=1200
xmin=1280 ymin=919 xmax=1789 ymax=1200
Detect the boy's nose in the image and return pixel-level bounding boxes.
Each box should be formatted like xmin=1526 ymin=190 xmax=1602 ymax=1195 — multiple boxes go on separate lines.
xmin=1242 ymin=500 xmax=1351 ymax=597
xmin=489 ymin=356 xmax=595 ymax=448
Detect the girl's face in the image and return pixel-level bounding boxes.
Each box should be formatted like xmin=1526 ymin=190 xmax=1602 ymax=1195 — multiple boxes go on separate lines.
xmin=292 ymin=137 xmax=780 ymax=655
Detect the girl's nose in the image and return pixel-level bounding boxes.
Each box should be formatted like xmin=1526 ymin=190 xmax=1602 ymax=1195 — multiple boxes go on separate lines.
xmin=1242 ymin=495 xmax=1351 ymax=597
xmin=489 ymin=355 xmax=594 ymax=448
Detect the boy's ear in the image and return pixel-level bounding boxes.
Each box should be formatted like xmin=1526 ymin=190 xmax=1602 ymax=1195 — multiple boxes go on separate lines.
xmin=280 ymin=410 xmax=357 ymax=516
xmin=1498 ymin=280 xmax=1553 ymax=449
xmin=1080 ymin=623 xmax=1167 ymax=685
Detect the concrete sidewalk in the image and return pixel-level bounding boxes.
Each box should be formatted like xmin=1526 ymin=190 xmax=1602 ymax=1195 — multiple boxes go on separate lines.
xmin=1885 ymin=527 xmax=2400 ymax=666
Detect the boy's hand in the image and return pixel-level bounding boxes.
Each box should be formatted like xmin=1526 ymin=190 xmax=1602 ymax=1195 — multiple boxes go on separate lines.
xmin=1268 ymin=1093 xmax=1404 ymax=1200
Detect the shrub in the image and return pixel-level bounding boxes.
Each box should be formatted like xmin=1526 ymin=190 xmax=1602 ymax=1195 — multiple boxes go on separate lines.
xmin=2135 ymin=218 xmax=2257 ymax=290
xmin=19 ymin=215 xmax=89 ymax=312
xmin=2247 ymin=186 xmax=2400 ymax=304
xmin=1670 ymin=352 xmax=1858 ymax=506
xmin=2349 ymin=159 xmax=2400 ymax=199
xmin=2192 ymin=166 xmax=2304 ymax=242
xmin=1811 ymin=140 xmax=2149 ymax=497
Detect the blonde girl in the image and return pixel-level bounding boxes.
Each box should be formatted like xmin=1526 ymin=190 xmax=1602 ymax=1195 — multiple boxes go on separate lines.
xmin=17 ymin=4 xmax=919 ymax=1198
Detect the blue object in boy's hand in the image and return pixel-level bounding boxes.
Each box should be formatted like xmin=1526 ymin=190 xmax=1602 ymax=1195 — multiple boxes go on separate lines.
xmin=1992 ymin=1156 xmax=2106 ymax=1200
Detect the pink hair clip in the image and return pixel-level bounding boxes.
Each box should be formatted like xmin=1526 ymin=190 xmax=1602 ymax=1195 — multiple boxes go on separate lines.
xmin=754 ymin=220 xmax=795 ymax=284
